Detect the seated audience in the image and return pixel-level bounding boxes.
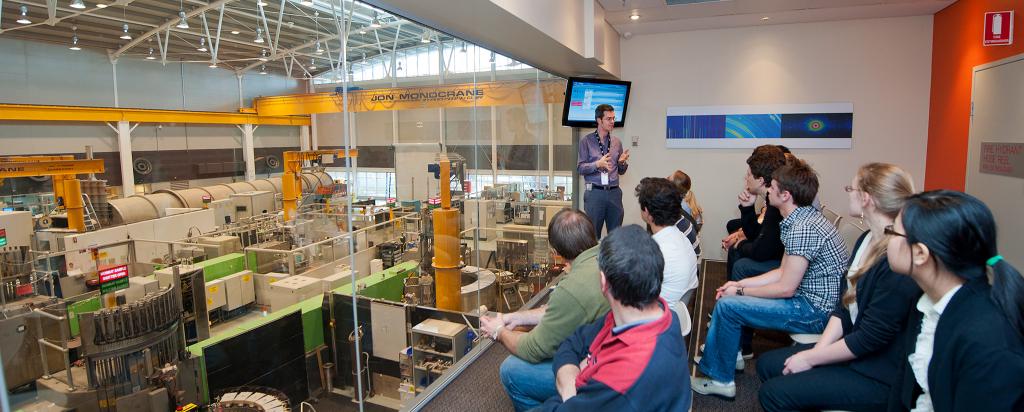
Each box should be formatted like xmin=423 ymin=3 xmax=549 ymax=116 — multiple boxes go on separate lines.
xmin=692 ymin=160 xmax=848 ymax=399
xmin=756 ymin=163 xmax=922 ymax=411
xmin=480 ymin=208 xmax=608 ymax=412
xmin=886 ymin=190 xmax=1024 ymax=411
xmin=721 ymin=144 xmax=788 ymax=357
xmin=635 ymin=177 xmax=700 ymax=311
xmin=539 ymin=225 xmax=691 ymax=411
xmin=667 ymin=170 xmax=703 ymax=256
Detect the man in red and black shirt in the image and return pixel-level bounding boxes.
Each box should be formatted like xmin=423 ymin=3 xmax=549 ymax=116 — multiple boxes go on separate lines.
xmin=539 ymin=225 xmax=691 ymax=411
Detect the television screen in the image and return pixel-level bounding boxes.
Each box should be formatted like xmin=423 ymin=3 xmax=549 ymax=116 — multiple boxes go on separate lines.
xmin=561 ymin=77 xmax=631 ymax=128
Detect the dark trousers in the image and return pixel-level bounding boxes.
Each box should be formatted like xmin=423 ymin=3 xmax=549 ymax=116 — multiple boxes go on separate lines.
xmin=726 ymin=247 xmax=780 ymax=353
xmin=756 ymin=344 xmax=890 ymax=412
xmin=583 ymin=186 xmax=623 ymax=238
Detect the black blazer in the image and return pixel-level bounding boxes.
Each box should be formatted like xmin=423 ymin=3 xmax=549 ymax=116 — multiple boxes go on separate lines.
xmin=888 ymin=279 xmax=1024 ymax=412
xmin=833 ymin=232 xmax=922 ymax=386
xmin=736 ymin=202 xmax=784 ymax=261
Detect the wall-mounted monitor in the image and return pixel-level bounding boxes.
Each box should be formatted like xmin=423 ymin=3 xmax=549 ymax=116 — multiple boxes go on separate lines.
xmin=561 ymin=77 xmax=631 ymax=128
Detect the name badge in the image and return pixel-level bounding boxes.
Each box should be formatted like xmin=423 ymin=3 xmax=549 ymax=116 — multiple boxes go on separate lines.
xmin=586 ymin=183 xmax=593 ymax=191
xmin=601 ymin=172 xmax=609 ymax=186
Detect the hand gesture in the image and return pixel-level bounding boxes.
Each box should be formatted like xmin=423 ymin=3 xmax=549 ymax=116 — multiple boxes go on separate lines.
xmin=715 ymin=281 xmax=740 ymax=300
xmin=479 ymin=314 xmax=504 ymax=340
xmin=738 ymin=190 xmax=756 ymax=207
xmin=594 ymin=153 xmax=612 ymax=172
xmin=618 ymin=149 xmax=630 ymax=164
xmin=722 ymin=231 xmax=746 ymax=250
xmin=783 ymin=351 xmax=814 ymax=375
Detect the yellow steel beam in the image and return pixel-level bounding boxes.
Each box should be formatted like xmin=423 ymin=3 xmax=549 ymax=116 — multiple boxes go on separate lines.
xmin=0 ymin=155 xmax=75 ymax=162
xmin=0 ymin=159 xmax=105 ymax=178
xmin=0 ymin=104 xmax=311 ymax=126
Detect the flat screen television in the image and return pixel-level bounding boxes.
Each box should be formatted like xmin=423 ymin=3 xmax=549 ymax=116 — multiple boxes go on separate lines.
xmin=561 ymin=77 xmax=631 ymax=128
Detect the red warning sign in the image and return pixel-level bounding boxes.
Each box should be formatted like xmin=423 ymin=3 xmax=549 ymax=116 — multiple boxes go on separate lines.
xmin=984 ymin=11 xmax=1014 ymax=46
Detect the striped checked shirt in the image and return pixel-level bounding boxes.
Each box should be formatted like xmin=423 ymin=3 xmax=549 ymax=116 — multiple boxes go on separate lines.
xmin=780 ymin=205 xmax=848 ymax=313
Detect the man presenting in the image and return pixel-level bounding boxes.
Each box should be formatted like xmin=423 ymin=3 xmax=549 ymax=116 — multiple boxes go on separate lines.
xmin=578 ymin=104 xmax=629 ymax=237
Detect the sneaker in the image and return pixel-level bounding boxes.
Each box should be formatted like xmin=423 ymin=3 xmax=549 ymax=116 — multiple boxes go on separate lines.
xmin=691 ymin=376 xmax=736 ymax=400
xmin=693 ymin=349 xmax=745 ymax=371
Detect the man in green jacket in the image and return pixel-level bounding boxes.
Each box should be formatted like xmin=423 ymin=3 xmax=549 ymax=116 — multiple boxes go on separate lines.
xmin=480 ymin=208 xmax=610 ymax=412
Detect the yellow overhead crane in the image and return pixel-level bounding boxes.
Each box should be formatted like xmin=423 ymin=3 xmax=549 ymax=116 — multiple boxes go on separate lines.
xmin=0 ymin=156 xmax=105 ymax=232
xmin=281 ymin=149 xmax=358 ymax=221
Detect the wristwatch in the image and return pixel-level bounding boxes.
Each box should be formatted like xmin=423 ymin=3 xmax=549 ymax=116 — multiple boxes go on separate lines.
xmin=737 ymin=287 xmax=745 ymax=296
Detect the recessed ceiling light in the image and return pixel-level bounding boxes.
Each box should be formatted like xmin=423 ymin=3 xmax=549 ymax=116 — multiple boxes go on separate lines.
xmin=630 ymin=11 xmax=639 ymax=21
xmin=95 ymin=3 xmax=108 ymax=8
xmin=761 ymin=16 xmax=770 ymax=21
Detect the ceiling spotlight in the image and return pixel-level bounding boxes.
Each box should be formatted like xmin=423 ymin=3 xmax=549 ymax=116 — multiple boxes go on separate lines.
xmin=761 ymin=16 xmax=770 ymax=21
xmin=358 ymin=27 xmax=367 ymax=34
xmin=146 ymin=48 xmax=156 ymax=60
xmin=70 ymin=0 xmax=86 ymax=9
xmin=176 ymin=10 xmax=189 ymax=29
xmin=95 ymin=3 xmax=108 ymax=7
xmin=120 ymin=23 xmax=132 ymax=40
xmin=254 ymin=28 xmax=264 ymax=43
xmin=630 ymin=11 xmax=639 ymax=20
xmin=420 ymin=31 xmax=431 ymax=44
xmin=69 ymin=27 xmax=81 ymax=50
xmin=259 ymin=65 xmax=268 ymax=74
xmin=489 ymin=53 xmax=495 ymax=63
xmin=17 ymin=5 xmax=31 ymax=25
xmin=197 ymin=37 xmax=208 ymax=52
xmin=231 ymin=29 xmax=240 ymax=35
xmin=300 ymin=0 xmax=314 ymax=6
xmin=369 ymin=12 xmax=382 ymax=28
xmin=258 ymin=49 xmax=269 ymax=61
xmin=314 ymin=42 xmax=323 ymax=55
xmin=309 ymin=58 xmax=316 ymax=69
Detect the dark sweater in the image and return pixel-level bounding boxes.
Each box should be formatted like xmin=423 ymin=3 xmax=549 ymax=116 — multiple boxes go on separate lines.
xmin=736 ymin=202 xmax=784 ymax=262
xmin=888 ymin=279 xmax=1024 ymax=412
xmin=540 ymin=299 xmax=690 ymax=412
xmin=833 ymin=232 xmax=922 ymax=386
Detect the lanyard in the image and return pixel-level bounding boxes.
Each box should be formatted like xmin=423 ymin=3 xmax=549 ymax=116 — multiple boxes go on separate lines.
xmin=594 ymin=132 xmax=609 ymax=156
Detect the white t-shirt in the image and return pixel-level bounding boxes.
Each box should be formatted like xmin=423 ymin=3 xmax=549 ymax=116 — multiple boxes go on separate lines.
xmin=652 ymin=225 xmax=699 ymax=310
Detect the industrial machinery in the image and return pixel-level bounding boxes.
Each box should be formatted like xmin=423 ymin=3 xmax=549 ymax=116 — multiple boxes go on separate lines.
xmin=0 ymin=155 xmax=105 ymax=232
xmin=281 ymin=149 xmax=357 ymax=221
xmin=430 ymin=156 xmax=462 ymax=312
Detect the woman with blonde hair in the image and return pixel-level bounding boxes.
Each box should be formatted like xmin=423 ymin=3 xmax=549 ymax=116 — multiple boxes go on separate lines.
xmin=668 ymin=170 xmax=703 ymax=229
xmin=756 ymin=163 xmax=922 ymax=411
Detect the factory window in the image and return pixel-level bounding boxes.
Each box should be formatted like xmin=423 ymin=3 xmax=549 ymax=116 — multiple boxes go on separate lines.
xmin=467 ymin=173 xmax=572 ymax=197
xmin=327 ymin=170 xmax=396 ymax=199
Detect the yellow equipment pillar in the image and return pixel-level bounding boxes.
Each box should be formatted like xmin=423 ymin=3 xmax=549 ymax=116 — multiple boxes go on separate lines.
xmin=282 ymin=152 xmax=301 ymax=221
xmin=63 ymin=179 xmax=86 ymax=232
xmin=432 ymin=160 xmax=461 ymax=311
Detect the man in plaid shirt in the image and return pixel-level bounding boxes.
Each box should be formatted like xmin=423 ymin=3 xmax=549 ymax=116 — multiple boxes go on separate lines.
xmin=692 ymin=159 xmax=848 ymax=400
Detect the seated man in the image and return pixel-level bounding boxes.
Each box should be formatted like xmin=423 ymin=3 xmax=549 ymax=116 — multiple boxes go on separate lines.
xmin=539 ymin=225 xmax=691 ymax=411
xmin=479 ymin=208 xmax=608 ymax=412
xmin=635 ymin=177 xmax=699 ymax=311
xmin=692 ymin=160 xmax=848 ymax=400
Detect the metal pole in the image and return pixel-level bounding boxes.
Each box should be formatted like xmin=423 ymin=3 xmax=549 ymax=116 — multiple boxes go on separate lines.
xmin=117 ymin=121 xmax=135 ymax=197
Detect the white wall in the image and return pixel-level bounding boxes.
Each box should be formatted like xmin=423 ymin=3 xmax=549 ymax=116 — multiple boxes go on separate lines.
xmin=616 ymin=16 xmax=933 ymax=259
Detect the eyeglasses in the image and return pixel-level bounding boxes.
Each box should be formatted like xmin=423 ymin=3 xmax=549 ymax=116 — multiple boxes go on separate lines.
xmin=844 ymin=185 xmax=858 ymax=193
xmin=884 ymin=224 xmax=906 ymax=238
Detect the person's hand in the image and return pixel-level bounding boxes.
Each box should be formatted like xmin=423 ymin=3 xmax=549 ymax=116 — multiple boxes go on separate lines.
xmin=479 ymin=314 xmax=504 ymax=340
xmin=715 ymin=281 xmax=740 ymax=299
xmin=618 ymin=149 xmax=630 ymax=164
xmin=738 ymin=190 xmax=756 ymax=207
xmin=783 ymin=351 xmax=814 ymax=375
xmin=594 ymin=153 xmax=612 ymax=171
xmin=722 ymin=231 xmax=746 ymax=250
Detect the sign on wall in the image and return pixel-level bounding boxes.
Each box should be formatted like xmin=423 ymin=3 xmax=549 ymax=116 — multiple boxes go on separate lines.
xmin=979 ymin=142 xmax=1024 ymax=178
xmin=984 ymin=11 xmax=1014 ymax=46
xmin=665 ymin=103 xmax=854 ymax=149
xmin=98 ymin=264 xmax=129 ymax=294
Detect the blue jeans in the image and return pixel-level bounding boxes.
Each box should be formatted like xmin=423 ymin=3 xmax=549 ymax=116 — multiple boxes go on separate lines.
xmin=698 ymin=295 xmax=827 ymax=382
xmin=730 ymin=257 xmax=781 ymax=352
xmin=583 ymin=186 xmax=623 ymax=238
xmin=500 ymin=355 xmax=557 ymax=412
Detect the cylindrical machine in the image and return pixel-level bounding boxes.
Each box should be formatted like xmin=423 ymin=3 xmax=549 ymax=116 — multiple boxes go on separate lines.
xmin=433 ymin=160 xmax=462 ymax=311
xmin=141 ymin=192 xmax=186 ymax=217
xmin=109 ymin=195 xmax=160 ymax=224
xmin=224 ymin=181 xmax=258 ymax=193
xmin=202 ymin=184 xmax=235 ymax=201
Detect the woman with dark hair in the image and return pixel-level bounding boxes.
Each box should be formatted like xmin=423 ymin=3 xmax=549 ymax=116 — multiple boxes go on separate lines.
xmin=756 ymin=163 xmax=922 ymax=411
xmin=887 ymin=190 xmax=1024 ymax=411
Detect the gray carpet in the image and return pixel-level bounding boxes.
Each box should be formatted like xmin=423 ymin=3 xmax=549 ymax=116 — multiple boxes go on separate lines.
xmin=420 ymin=342 xmax=515 ymax=412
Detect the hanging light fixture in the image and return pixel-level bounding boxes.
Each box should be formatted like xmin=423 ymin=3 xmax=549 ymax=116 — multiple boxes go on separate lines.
xmin=300 ymin=0 xmax=314 ymax=6
xmin=309 ymin=58 xmax=316 ymax=69
xmin=489 ymin=52 xmax=495 ymax=63
xmin=259 ymin=65 xmax=268 ymax=74
xmin=459 ymin=41 xmax=467 ymax=53
xmin=420 ymin=31 xmax=431 ymax=44
xmin=70 ymin=0 xmax=86 ymax=10
xmin=17 ymin=5 xmax=31 ymax=24
xmin=208 ymin=61 xmax=217 ymax=68
xmin=257 ymin=0 xmax=267 ymax=6
xmin=119 ymin=23 xmax=132 ymax=40
xmin=314 ymin=42 xmax=323 ymax=55
xmin=197 ymin=37 xmax=208 ymax=52
xmin=146 ymin=48 xmax=156 ymax=60
xmin=358 ymin=26 xmax=367 ymax=34
xmin=96 ymin=3 xmax=108 ymax=7
xmin=176 ymin=10 xmax=189 ymax=29
xmin=258 ymin=49 xmax=269 ymax=62
xmin=369 ymin=12 xmax=382 ymax=28
xmin=254 ymin=28 xmax=264 ymax=43
xmin=69 ymin=26 xmax=82 ymax=50
xmin=396 ymin=61 xmax=402 ymax=72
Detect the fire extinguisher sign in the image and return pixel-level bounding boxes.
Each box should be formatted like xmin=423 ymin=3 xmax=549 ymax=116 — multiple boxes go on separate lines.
xmin=984 ymin=11 xmax=1014 ymax=46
